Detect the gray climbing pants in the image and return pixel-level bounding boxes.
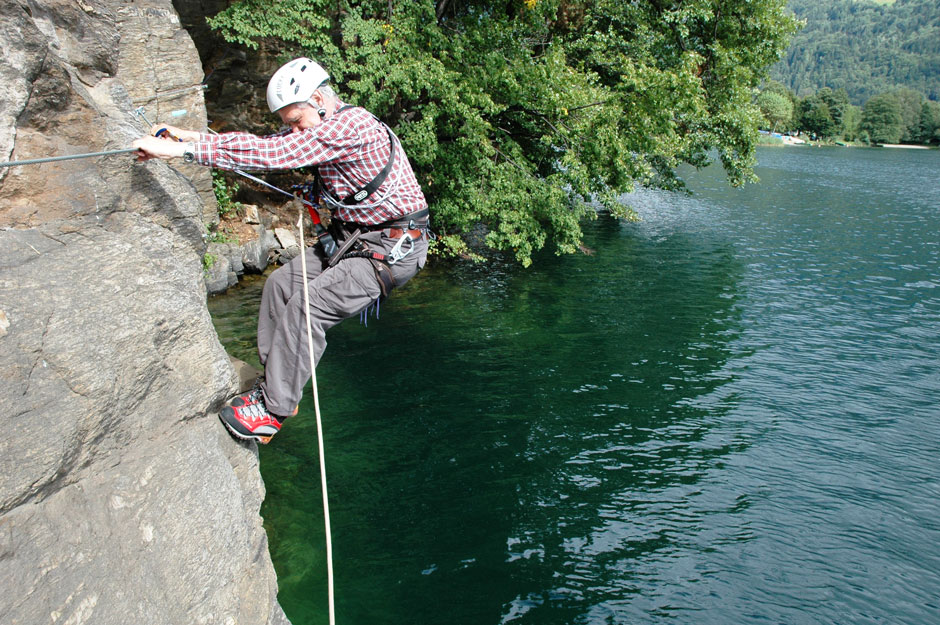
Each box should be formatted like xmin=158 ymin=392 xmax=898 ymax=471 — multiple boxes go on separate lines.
xmin=257 ymin=228 xmax=427 ymax=416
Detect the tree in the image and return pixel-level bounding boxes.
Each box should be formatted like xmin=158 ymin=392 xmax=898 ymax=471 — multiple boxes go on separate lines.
xmin=207 ymin=0 xmax=798 ymax=265
xmin=860 ymin=93 xmax=904 ymax=144
xmin=842 ymin=103 xmax=861 ymax=141
xmin=816 ymin=87 xmax=849 ymax=136
xmin=890 ymin=88 xmax=925 ymax=142
xmin=799 ymin=95 xmax=836 ymax=139
xmin=756 ymin=91 xmax=793 ymax=133
xmin=919 ymin=100 xmax=940 ymax=145
xmin=762 ymin=79 xmax=799 ymax=130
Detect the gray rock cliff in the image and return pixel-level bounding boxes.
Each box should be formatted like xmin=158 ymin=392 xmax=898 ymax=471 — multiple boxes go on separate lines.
xmin=0 ymin=1 xmax=289 ymax=623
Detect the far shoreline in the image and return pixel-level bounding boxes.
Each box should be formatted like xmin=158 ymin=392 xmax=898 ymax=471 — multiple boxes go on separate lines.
xmin=880 ymin=144 xmax=931 ymax=149
xmin=758 ymin=133 xmax=937 ymax=150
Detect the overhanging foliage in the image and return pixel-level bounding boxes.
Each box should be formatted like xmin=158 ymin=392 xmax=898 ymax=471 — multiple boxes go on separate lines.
xmin=208 ymin=0 xmax=797 ymax=265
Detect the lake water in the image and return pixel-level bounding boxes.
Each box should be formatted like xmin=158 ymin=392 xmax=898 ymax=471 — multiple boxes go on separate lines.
xmin=208 ymin=146 xmax=940 ymax=625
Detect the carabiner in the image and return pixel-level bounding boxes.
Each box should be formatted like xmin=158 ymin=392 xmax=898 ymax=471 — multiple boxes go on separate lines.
xmin=387 ymin=232 xmax=414 ymax=265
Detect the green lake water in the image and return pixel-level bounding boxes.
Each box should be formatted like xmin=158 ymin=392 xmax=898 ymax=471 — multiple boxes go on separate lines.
xmin=208 ymin=146 xmax=940 ymax=625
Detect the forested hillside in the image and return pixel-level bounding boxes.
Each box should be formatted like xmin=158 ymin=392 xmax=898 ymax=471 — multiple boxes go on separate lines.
xmin=770 ymin=0 xmax=940 ymax=104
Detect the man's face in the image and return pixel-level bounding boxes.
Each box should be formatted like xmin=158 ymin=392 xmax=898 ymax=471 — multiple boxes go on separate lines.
xmin=278 ymin=102 xmax=320 ymax=133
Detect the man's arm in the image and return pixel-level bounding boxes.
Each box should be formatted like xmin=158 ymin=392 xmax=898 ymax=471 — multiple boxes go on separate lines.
xmin=191 ymin=123 xmax=362 ymax=171
xmin=132 ymin=127 xmax=293 ymax=163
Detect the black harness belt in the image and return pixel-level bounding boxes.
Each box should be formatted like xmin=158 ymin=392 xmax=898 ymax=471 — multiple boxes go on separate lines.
xmin=325 ymin=208 xmax=430 ymax=298
xmin=358 ymin=208 xmax=430 ymax=232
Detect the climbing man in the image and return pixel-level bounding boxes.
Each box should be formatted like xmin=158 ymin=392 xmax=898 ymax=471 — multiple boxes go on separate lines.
xmin=133 ymin=57 xmax=429 ymax=443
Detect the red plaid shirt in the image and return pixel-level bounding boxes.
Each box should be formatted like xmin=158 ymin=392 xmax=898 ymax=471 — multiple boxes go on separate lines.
xmin=193 ymin=102 xmax=427 ymax=225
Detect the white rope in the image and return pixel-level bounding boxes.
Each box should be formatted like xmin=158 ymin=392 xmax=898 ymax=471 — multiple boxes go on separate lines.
xmin=296 ymin=202 xmax=336 ymax=625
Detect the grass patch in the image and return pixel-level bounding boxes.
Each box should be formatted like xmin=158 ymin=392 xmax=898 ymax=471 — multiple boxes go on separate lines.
xmin=758 ymin=134 xmax=785 ymax=145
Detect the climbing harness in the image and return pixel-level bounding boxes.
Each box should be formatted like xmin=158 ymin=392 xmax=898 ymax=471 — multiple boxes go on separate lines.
xmin=295 ymin=199 xmax=336 ymax=625
xmin=326 ymin=208 xmax=430 ymax=302
xmin=313 ymin=105 xmax=400 ymax=211
xmin=326 ymin=227 xmax=364 ymax=268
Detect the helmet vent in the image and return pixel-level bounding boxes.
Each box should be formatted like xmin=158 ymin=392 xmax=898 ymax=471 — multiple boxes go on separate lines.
xmin=301 ymin=65 xmax=307 ymax=72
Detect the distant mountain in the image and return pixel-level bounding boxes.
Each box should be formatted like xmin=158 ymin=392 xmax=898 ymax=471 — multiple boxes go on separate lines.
xmin=770 ymin=0 xmax=940 ymax=104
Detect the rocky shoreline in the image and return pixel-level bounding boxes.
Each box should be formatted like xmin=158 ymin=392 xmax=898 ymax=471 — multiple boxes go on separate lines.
xmin=204 ymin=224 xmax=301 ymax=296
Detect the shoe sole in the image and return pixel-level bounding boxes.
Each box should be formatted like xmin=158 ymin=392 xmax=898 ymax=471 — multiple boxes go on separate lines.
xmin=219 ymin=413 xmax=275 ymax=445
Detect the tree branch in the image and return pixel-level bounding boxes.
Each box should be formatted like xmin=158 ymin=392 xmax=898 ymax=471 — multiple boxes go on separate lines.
xmin=436 ymin=0 xmax=450 ymax=22
xmin=567 ymin=100 xmax=610 ymax=113
xmin=493 ymin=146 xmax=531 ymax=175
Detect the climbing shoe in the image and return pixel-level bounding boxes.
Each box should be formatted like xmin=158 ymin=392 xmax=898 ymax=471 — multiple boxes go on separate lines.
xmin=229 ymin=387 xmax=263 ymax=408
xmin=219 ymin=389 xmax=294 ymax=444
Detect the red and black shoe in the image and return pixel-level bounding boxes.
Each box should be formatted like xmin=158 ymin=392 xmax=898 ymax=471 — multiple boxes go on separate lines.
xmin=220 ymin=389 xmax=287 ymax=444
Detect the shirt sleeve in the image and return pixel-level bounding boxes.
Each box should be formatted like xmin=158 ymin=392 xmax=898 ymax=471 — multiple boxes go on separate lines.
xmin=197 ymin=129 xmax=292 ymax=144
xmin=193 ymin=119 xmax=363 ymax=171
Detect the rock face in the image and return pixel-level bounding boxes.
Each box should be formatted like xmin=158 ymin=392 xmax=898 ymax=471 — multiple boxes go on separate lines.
xmin=172 ymin=0 xmax=282 ymax=136
xmin=114 ymin=1 xmax=218 ymax=225
xmin=0 ymin=1 xmax=289 ymax=624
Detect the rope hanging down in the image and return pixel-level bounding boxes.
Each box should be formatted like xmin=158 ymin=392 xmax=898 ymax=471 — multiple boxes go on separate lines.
xmin=296 ymin=197 xmax=337 ymax=625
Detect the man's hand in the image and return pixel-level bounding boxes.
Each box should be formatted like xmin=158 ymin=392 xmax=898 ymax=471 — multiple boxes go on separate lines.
xmin=149 ymin=124 xmax=200 ymax=142
xmin=132 ymin=135 xmax=187 ymax=161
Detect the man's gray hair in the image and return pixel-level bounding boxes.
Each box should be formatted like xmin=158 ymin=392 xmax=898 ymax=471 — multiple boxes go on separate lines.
xmin=300 ymin=84 xmax=336 ymax=109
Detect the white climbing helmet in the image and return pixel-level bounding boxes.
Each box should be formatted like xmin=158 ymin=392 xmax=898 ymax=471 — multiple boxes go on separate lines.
xmin=266 ymin=57 xmax=330 ymax=113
